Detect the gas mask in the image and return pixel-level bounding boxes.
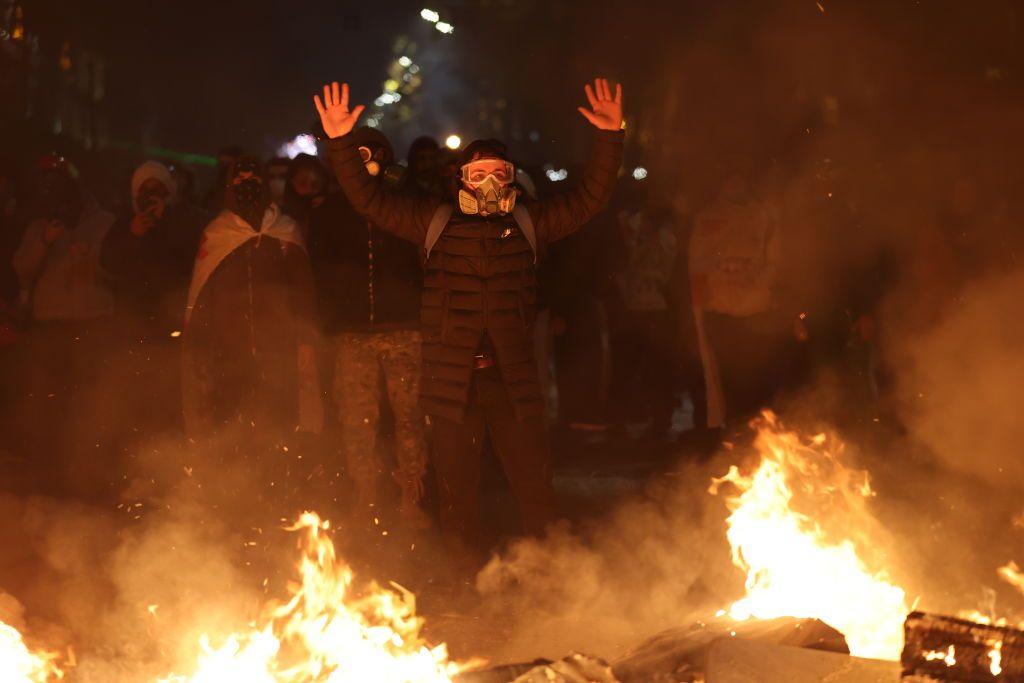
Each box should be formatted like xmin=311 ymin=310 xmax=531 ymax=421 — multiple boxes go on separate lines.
xmin=458 ymin=158 xmax=516 ymax=216
xmin=358 ymin=145 xmax=381 ymax=177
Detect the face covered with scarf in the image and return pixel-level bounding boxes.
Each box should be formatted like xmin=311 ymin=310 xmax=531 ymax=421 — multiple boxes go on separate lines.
xmin=225 ymin=157 xmax=269 ymax=229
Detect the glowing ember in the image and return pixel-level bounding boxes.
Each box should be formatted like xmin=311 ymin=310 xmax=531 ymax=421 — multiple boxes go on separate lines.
xmin=162 ymin=511 xmax=476 ymax=682
xmin=0 ymin=620 xmax=64 ymax=682
xmin=710 ymin=412 xmax=910 ymax=660
xmin=989 ymin=639 xmax=1003 ymax=675
xmin=924 ymin=645 xmax=956 ymax=666
xmin=998 ymin=561 xmax=1024 ymax=596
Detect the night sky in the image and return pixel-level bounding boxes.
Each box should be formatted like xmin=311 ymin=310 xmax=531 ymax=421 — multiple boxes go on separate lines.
xmin=23 ymin=0 xmax=1024 ymax=181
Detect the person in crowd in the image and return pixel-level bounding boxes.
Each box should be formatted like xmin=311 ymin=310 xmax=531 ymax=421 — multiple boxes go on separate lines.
xmin=266 ymin=156 xmax=291 ymax=208
xmin=307 ymin=126 xmax=429 ymax=528
xmin=101 ymin=160 xmax=208 ymax=333
xmin=203 ymin=144 xmax=244 ymax=211
xmin=10 ymin=153 xmax=118 ymax=495
xmin=610 ymin=191 xmax=679 ymax=438
xmin=182 ymin=157 xmax=322 ymax=449
xmin=98 ymin=161 xmax=209 ymax=439
xmin=402 ymin=136 xmax=443 ymax=199
xmin=169 ymin=162 xmax=199 ymax=208
xmin=689 ymin=168 xmax=803 ymax=432
xmin=0 ymin=160 xmax=22 ymax=348
xmin=13 ymin=154 xmax=115 ymax=325
xmin=282 ymin=153 xmax=329 ymax=234
xmin=313 ymin=78 xmax=624 ymax=550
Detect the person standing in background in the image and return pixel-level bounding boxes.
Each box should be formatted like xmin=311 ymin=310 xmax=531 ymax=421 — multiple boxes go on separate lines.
xmin=307 ymin=126 xmax=430 ymax=529
xmin=690 ymin=169 xmax=803 ymax=432
xmin=182 ymin=157 xmax=322 ymax=453
xmin=10 ymin=154 xmax=118 ymax=496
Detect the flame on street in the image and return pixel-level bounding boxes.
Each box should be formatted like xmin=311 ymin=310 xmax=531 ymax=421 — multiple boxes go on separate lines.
xmin=161 ymin=511 xmax=475 ymax=682
xmin=710 ymin=412 xmax=910 ymax=660
xmin=0 ymin=620 xmax=64 ymax=682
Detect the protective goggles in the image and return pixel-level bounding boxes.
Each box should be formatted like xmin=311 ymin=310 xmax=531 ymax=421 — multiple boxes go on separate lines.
xmin=460 ymin=159 xmax=514 ymax=187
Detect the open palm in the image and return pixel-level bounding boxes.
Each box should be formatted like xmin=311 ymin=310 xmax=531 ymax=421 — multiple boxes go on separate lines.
xmin=313 ymin=82 xmax=365 ymax=139
xmin=578 ymin=78 xmax=624 ymax=131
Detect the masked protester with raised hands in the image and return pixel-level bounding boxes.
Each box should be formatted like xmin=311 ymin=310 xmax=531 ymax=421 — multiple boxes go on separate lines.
xmin=314 ymin=79 xmax=624 ymax=554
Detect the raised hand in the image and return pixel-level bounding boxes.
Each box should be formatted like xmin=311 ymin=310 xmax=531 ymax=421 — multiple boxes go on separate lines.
xmin=313 ymin=82 xmax=365 ymax=139
xmin=578 ymin=78 xmax=624 ymax=131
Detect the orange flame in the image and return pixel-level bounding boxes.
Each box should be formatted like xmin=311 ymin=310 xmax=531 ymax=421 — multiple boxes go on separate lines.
xmin=0 ymin=620 xmax=64 ymax=682
xmin=710 ymin=412 xmax=910 ymax=660
xmin=162 ymin=511 xmax=478 ymax=682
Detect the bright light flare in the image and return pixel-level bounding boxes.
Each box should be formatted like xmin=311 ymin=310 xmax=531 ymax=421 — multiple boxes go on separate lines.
xmin=632 ymin=166 xmax=648 ymax=180
xmin=398 ymin=56 xmax=412 ymax=68
xmin=420 ymin=8 xmax=440 ymax=22
xmin=444 ymin=135 xmax=461 ymax=150
xmin=277 ymin=134 xmax=318 ymax=160
xmin=435 ymin=21 xmax=454 ymax=34
xmin=710 ymin=412 xmax=910 ymax=660
xmin=545 ymin=167 xmax=568 ymax=182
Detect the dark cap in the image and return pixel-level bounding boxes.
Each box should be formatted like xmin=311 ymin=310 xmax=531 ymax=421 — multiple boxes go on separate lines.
xmin=350 ymin=126 xmax=394 ymax=165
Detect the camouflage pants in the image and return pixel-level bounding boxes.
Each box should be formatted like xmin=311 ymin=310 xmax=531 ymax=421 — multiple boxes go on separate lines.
xmin=333 ymin=329 xmax=427 ymax=485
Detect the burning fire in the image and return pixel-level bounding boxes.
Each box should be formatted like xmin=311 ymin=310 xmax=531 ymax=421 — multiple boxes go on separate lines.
xmin=162 ymin=511 xmax=475 ymax=682
xmin=710 ymin=412 xmax=910 ymax=660
xmin=0 ymin=620 xmax=64 ymax=682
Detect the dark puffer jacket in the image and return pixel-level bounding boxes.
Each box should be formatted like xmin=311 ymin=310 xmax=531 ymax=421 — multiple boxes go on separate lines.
xmin=325 ymin=129 xmax=623 ymax=421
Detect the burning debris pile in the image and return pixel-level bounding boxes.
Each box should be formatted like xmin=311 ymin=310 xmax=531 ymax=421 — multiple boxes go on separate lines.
xmin=4 ymin=413 xmax=1024 ymax=681
xmin=709 ymin=412 xmax=910 ymax=660
xmin=156 ymin=511 xmax=477 ymax=682
xmin=2 ymin=512 xmax=478 ymax=683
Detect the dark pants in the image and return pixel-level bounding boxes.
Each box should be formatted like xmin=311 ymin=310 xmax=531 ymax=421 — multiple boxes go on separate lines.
xmin=704 ymin=310 xmax=797 ymax=422
xmin=610 ymin=309 xmax=676 ymax=427
xmin=429 ymin=366 xmax=554 ymax=548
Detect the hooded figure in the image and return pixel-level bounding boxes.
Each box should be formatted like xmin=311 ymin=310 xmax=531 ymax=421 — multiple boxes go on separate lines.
xmin=307 ymin=126 xmax=428 ymax=527
xmin=13 ymin=154 xmax=115 ymax=322
xmin=316 ymin=78 xmax=625 ymax=551
xmin=101 ymin=160 xmax=208 ymax=330
xmin=402 ymin=136 xmax=443 ymax=199
xmin=95 ymin=160 xmax=210 ymax=440
xmin=281 ymin=153 xmax=329 ymax=233
xmin=182 ymin=157 xmax=322 ymax=448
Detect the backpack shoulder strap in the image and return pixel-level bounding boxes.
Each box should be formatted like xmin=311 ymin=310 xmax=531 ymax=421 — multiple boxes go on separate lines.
xmin=512 ymin=204 xmax=537 ymax=263
xmin=425 ymin=204 xmax=454 ymax=259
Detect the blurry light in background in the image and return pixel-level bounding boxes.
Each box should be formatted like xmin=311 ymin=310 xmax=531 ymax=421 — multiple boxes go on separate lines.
xmin=278 ymin=133 xmax=318 ymax=159
xmin=544 ymin=166 xmax=568 ymax=182
xmin=398 ymin=55 xmax=413 ymax=67
xmin=435 ymin=21 xmax=455 ymax=34
xmin=420 ymin=8 xmax=440 ymax=22
xmin=632 ymin=166 xmax=648 ymax=180
xmin=445 ymin=134 xmax=462 ymax=150
xmin=384 ymin=79 xmax=400 ymax=92
xmin=374 ymin=92 xmax=400 ymax=106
